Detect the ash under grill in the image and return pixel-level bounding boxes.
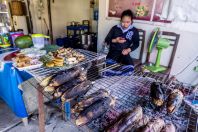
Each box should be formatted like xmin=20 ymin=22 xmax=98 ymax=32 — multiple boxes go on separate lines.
xmin=84 ymin=71 xmax=198 ymax=132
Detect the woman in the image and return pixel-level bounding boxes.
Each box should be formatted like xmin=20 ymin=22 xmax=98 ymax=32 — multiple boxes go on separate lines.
xmin=105 ymin=9 xmax=140 ymax=65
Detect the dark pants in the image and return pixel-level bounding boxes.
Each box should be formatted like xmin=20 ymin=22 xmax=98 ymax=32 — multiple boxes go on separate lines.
xmin=107 ymin=51 xmax=134 ymax=65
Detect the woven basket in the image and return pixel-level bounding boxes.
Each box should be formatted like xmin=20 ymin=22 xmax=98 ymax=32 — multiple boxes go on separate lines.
xmin=11 ymin=1 xmax=24 ymax=16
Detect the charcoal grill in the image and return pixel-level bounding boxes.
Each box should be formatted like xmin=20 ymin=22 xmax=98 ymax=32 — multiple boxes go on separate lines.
xmin=85 ymin=71 xmax=198 ymax=132
xmin=23 ymin=49 xmax=106 ymax=132
xmin=22 ymin=49 xmax=197 ymax=132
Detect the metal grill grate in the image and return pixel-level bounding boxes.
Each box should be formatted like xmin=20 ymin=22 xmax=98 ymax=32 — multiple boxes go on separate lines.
xmin=22 ymin=51 xmax=197 ymax=132
xmin=24 ymin=49 xmax=107 ymax=106
xmin=25 ymin=49 xmax=106 ymax=82
xmin=84 ymin=71 xmax=198 ymax=132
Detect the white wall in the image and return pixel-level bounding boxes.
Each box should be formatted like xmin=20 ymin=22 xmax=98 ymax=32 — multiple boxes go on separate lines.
xmin=51 ymin=0 xmax=91 ymax=39
xmin=28 ymin=0 xmax=50 ymax=34
xmin=98 ymin=0 xmax=198 ymax=85
xmin=29 ymin=0 xmax=91 ymax=39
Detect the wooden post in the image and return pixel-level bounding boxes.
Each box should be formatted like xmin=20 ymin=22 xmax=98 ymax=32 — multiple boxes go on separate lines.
xmin=47 ymin=0 xmax=53 ymax=43
xmin=37 ymin=85 xmax=45 ymax=132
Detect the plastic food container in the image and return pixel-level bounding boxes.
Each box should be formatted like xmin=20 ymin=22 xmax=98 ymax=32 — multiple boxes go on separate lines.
xmin=31 ymin=34 xmax=50 ymax=49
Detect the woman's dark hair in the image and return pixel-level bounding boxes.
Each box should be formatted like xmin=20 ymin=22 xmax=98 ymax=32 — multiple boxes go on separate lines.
xmin=121 ymin=9 xmax=134 ymax=20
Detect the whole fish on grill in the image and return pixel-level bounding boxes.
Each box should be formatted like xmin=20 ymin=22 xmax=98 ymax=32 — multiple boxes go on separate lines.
xmin=76 ymin=96 xmax=116 ymax=126
xmin=61 ymin=81 xmax=92 ymax=102
xmin=49 ymin=68 xmax=82 ymax=87
xmin=125 ymin=115 xmax=150 ymax=132
xmin=150 ymin=82 xmax=165 ymax=107
xmin=161 ymin=123 xmax=176 ymax=132
xmin=141 ymin=118 xmax=165 ymax=132
xmin=53 ymin=74 xmax=87 ymax=98
xmin=167 ymin=89 xmax=184 ymax=114
xmin=73 ymin=89 xmax=109 ymax=113
xmin=108 ymin=106 xmax=143 ymax=132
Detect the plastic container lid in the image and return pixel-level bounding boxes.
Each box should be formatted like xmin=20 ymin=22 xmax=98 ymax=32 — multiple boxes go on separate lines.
xmin=0 ymin=44 xmax=11 ymax=48
xmin=31 ymin=34 xmax=50 ymax=38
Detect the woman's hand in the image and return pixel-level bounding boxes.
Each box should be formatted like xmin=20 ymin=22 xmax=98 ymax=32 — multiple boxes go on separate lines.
xmin=122 ymin=48 xmax=131 ymax=55
xmin=112 ymin=37 xmax=126 ymax=43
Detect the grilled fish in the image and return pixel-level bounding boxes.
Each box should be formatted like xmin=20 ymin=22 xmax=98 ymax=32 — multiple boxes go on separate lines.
xmin=108 ymin=106 xmax=143 ymax=132
xmin=61 ymin=81 xmax=92 ymax=102
xmin=53 ymin=74 xmax=87 ymax=98
xmin=73 ymin=89 xmax=109 ymax=113
xmin=141 ymin=118 xmax=165 ymax=132
xmin=161 ymin=123 xmax=176 ymax=132
xmin=49 ymin=68 xmax=81 ymax=87
xmin=150 ymin=82 xmax=165 ymax=107
xmin=167 ymin=89 xmax=184 ymax=114
xmin=76 ymin=96 xmax=116 ymax=126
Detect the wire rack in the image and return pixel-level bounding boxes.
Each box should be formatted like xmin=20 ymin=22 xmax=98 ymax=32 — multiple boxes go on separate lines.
xmin=26 ymin=49 xmax=106 ymax=82
xmin=83 ymin=70 xmax=198 ymax=132
xmin=23 ymin=52 xmax=197 ymax=132
xmin=24 ymin=49 xmax=106 ymax=104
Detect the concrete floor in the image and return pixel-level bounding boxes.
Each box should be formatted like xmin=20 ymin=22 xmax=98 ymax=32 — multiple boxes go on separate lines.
xmin=7 ymin=116 xmax=83 ymax=132
xmin=0 ymin=99 xmax=21 ymax=132
xmin=0 ymin=100 xmax=88 ymax=132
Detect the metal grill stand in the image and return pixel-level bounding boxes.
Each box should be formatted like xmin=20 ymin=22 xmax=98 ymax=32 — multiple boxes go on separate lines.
xmin=25 ymin=49 xmax=106 ymax=132
xmin=85 ymin=70 xmax=198 ymax=132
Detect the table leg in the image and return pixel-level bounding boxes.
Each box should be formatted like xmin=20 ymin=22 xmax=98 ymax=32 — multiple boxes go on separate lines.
xmin=22 ymin=117 xmax=28 ymax=126
xmin=37 ymin=85 xmax=45 ymax=132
